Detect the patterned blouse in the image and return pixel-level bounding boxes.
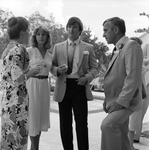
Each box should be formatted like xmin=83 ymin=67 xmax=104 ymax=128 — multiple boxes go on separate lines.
xmin=0 ymin=41 xmax=29 ymax=150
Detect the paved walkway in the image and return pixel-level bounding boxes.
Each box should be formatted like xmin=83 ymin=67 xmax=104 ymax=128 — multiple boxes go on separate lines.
xmin=0 ymin=91 xmax=149 ymax=150
xmin=27 ymin=91 xmax=149 ymax=150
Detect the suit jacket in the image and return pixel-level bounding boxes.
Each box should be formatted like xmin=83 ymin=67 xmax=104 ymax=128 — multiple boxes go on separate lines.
xmin=104 ymin=36 xmax=143 ymax=112
xmin=52 ymin=39 xmax=98 ymax=102
xmin=143 ymin=43 xmax=149 ymax=86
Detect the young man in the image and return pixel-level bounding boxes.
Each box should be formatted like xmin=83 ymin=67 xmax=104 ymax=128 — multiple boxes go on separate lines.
xmin=101 ymin=17 xmax=143 ymax=150
xmin=52 ymin=17 xmax=98 ymax=150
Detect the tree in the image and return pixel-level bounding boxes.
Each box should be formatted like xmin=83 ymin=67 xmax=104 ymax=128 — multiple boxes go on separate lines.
xmin=135 ymin=12 xmax=149 ymax=33
xmin=0 ymin=9 xmax=110 ymax=71
xmin=27 ymin=11 xmax=51 ymax=31
xmin=27 ymin=11 xmax=68 ymax=52
xmin=81 ymin=27 xmax=109 ymax=69
xmin=27 ymin=13 xmax=109 ymax=66
xmin=0 ymin=8 xmax=14 ymax=56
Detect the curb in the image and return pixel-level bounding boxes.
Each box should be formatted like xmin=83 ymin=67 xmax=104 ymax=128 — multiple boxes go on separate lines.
xmin=92 ymin=91 xmax=105 ymax=101
xmin=93 ymin=95 xmax=105 ymax=100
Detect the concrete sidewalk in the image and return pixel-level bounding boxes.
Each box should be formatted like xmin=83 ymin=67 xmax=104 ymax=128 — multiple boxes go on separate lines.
xmin=0 ymin=91 xmax=149 ymax=150
xmin=27 ymin=91 xmax=149 ymax=150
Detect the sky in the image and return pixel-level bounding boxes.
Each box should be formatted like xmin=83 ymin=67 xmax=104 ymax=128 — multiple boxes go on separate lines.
xmin=0 ymin=0 xmax=149 ymax=50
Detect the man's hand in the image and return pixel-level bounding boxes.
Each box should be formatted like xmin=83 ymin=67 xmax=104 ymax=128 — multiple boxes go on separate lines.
xmin=77 ymin=76 xmax=87 ymax=85
xmin=107 ymin=101 xmax=123 ymax=113
xmin=57 ymin=64 xmax=68 ymax=75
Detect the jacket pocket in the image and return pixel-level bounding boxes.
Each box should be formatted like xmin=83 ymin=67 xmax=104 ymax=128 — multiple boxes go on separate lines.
xmin=133 ymin=88 xmax=139 ymax=98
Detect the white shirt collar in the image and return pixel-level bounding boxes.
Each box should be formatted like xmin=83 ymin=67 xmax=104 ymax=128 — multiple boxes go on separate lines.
xmin=115 ymin=36 xmax=126 ymax=50
xmin=68 ymin=38 xmax=80 ymax=46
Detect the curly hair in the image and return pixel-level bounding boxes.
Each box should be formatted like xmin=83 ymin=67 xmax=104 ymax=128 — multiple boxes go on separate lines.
xmin=30 ymin=25 xmax=52 ymax=50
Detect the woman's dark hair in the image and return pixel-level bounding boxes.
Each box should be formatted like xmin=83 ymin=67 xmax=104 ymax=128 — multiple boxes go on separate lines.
xmin=130 ymin=37 xmax=143 ymax=45
xmin=66 ymin=17 xmax=83 ymax=35
xmin=7 ymin=16 xmax=29 ymax=39
xmin=30 ymin=25 xmax=52 ymax=50
xmin=103 ymin=17 xmax=126 ymax=34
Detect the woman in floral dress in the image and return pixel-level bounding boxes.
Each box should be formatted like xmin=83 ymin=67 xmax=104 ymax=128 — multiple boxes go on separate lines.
xmin=0 ymin=17 xmax=41 ymax=150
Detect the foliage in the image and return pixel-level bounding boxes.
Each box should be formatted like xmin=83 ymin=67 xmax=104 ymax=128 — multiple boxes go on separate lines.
xmin=0 ymin=8 xmax=14 ymax=32
xmin=135 ymin=12 xmax=149 ymax=33
xmin=26 ymin=11 xmax=68 ymax=53
xmin=0 ymin=8 xmax=14 ymax=56
xmin=0 ymin=8 xmax=110 ymax=71
xmin=90 ymin=62 xmax=111 ymax=92
xmin=81 ymin=27 xmax=109 ymax=69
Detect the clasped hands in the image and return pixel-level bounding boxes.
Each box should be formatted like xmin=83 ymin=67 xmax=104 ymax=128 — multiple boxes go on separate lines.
xmin=57 ymin=64 xmax=87 ymax=85
xmin=103 ymin=101 xmax=123 ymax=113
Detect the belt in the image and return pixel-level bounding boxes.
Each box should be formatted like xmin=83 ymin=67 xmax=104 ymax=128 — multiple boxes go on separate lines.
xmin=32 ymin=75 xmax=48 ymax=79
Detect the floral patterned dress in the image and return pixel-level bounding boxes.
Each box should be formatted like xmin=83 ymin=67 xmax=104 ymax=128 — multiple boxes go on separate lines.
xmin=0 ymin=41 xmax=29 ymax=150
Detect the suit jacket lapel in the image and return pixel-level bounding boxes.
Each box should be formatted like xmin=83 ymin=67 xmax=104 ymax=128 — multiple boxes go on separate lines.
xmin=78 ymin=41 xmax=85 ymax=67
xmin=62 ymin=41 xmax=68 ymax=64
xmin=105 ymin=36 xmax=129 ymax=77
xmin=105 ymin=52 xmax=119 ymax=76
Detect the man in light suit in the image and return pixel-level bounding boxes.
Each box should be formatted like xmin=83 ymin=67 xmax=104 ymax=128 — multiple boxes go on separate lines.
xmin=52 ymin=17 xmax=98 ymax=150
xmin=101 ymin=17 xmax=143 ymax=150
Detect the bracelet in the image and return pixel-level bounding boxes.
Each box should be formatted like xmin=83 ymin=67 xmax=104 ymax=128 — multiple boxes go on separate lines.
xmin=24 ymin=74 xmax=27 ymax=82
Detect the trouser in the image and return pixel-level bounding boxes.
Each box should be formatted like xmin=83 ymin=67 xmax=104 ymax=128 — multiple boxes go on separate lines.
xmin=101 ymin=108 xmax=133 ymax=150
xmin=58 ymin=78 xmax=89 ymax=150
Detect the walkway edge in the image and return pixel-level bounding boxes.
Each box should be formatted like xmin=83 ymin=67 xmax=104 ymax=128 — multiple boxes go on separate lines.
xmin=92 ymin=91 xmax=105 ymax=100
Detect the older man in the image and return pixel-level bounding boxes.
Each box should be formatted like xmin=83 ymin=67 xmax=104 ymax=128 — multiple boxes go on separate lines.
xmin=101 ymin=17 xmax=143 ymax=150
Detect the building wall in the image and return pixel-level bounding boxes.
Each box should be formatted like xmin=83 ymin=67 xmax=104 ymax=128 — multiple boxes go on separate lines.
xmin=139 ymin=33 xmax=149 ymax=48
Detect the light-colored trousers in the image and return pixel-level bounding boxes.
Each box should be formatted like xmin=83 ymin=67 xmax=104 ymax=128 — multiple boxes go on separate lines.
xmin=134 ymin=85 xmax=149 ymax=140
xmin=101 ymin=108 xmax=133 ymax=150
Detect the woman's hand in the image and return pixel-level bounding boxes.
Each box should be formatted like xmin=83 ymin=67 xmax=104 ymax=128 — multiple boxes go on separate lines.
xmin=30 ymin=65 xmax=42 ymax=76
